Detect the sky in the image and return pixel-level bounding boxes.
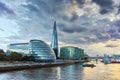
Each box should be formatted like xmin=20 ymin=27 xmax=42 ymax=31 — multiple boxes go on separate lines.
xmin=0 ymin=0 xmax=120 ymax=56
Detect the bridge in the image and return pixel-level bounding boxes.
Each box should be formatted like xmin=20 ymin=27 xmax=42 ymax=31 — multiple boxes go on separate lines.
xmin=89 ymin=57 xmax=103 ymax=61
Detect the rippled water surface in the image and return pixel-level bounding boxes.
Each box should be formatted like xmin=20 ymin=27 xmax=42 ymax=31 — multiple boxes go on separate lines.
xmin=0 ymin=61 xmax=120 ymax=80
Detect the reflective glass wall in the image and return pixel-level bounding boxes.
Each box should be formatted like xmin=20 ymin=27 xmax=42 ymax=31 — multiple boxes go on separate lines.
xmin=7 ymin=40 xmax=56 ymax=62
xmin=60 ymin=46 xmax=84 ymax=60
xmin=29 ymin=40 xmax=56 ymax=62
xmin=7 ymin=43 xmax=29 ymax=56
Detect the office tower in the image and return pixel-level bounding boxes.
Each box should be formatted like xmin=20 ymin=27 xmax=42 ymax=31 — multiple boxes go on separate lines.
xmin=51 ymin=21 xmax=59 ymax=59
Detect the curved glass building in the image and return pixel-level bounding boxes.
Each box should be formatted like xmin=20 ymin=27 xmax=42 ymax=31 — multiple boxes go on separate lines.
xmin=7 ymin=40 xmax=56 ymax=62
xmin=29 ymin=40 xmax=56 ymax=62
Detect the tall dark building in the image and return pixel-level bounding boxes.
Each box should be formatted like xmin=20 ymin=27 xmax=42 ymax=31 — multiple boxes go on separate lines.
xmin=51 ymin=21 xmax=59 ymax=59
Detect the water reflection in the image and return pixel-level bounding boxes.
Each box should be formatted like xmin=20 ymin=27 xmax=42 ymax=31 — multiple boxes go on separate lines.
xmin=0 ymin=62 xmax=120 ymax=80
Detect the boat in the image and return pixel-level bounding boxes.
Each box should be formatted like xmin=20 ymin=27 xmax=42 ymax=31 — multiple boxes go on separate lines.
xmin=111 ymin=55 xmax=120 ymax=63
xmin=102 ymin=54 xmax=111 ymax=64
xmin=111 ymin=57 xmax=116 ymax=63
xmin=102 ymin=54 xmax=120 ymax=64
xmin=116 ymin=58 xmax=120 ymax=63
xmin=82 ymin=63 xmax=96 ymax=67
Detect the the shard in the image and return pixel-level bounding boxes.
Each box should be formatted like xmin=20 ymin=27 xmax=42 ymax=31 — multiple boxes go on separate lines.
xmin=51 ymin=21 xmax=59 ymax=59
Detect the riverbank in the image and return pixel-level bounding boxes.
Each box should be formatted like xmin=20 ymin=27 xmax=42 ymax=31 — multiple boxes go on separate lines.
xmin=0 ymin=60 xmax=88 ymax=72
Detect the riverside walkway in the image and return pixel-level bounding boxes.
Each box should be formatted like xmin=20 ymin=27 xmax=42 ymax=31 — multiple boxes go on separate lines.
xmin=0 ymin=60 xmax=88 ymax=72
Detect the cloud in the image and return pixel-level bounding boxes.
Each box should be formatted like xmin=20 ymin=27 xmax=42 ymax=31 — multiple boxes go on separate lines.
xmin=70 ymin=12 xmax=79 ymax=22
xmin=58 ymin=23 xmax=87 ymax=33
xmin=22 ymin=4 xmax=39 ymax=12
xmin=0 ymin=28 xmax=4 ymax=31
xmin=1 ymin=0 xmax=120 ymax=55
xmin=0 ymin=1 xmax=14 ymax=15
xmin=92 ymin=0 xmax=114 ymax=14
xmin=105 ymin=44 xmax=118 ymax=48
xmin=114 ymin=20 xmax=120 ymax=27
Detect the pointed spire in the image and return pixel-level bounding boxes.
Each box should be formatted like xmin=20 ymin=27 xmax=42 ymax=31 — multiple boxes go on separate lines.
xmin=51 ymin=21 xmax=58 ymax=48
xmin=51 ymin=21 xmax=59 ymax=59
xmin=54 ymin=21 xmax=56 ymax=30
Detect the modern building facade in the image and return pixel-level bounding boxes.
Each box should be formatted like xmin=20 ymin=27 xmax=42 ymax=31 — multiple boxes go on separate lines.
xmin=29 ymin=40 xmax=56 ymax=62
xmin=60 ymin=46 xmax=84 ymax=60
xmin=7 ymin=40 xmax=56 ymax=62
xmin=7 ymin=43 xmax=29 ymax=56
xmin=51 ymin=21 xmax=59 ymax=59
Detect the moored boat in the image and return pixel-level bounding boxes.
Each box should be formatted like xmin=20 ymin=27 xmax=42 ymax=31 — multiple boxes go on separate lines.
xmin=82 ymin=63 xmax=96 ymax=67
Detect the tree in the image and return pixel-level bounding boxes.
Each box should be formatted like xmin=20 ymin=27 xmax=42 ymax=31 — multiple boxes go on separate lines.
xmin=0 ymin=49 xmax=9 ymax=61
xmin=0 ymin=53 xmax=8 ymax=61
xmin=0 ymin=49 xmax=4 ymax=53
xmin=9 ymin=52 xmax=22 ymax=61
xmin=22 ymin=55 xmax=35 ymax=61
xmin=83 ymin=53 xmax=89 ymax=60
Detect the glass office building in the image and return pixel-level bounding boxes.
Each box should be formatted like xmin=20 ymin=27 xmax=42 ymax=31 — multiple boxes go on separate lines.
xmin=29 ymin=40 xmax=56 ymax=62
xmin=51 ymin=21 xmax=59 ymax=59
xmin=60 ymin=46 xmax=84 ymax=60
xmin=7 ymin=43 xmax=29 ymax=56
xmin=7 ymin=40 xmax=56 ymax=62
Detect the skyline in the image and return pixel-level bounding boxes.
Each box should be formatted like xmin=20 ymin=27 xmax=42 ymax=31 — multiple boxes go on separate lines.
xmin=0 ymin=0 xmax=120 ymax=56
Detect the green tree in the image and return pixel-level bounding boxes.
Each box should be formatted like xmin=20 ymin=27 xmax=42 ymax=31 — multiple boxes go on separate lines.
xmin=0 ymin=49 xmax=4 ymax=53
xmin=9 ymin=52 xmax=22 ymax=61
xmin=0 ymin=49 xmax=9 ymax=61
xmin=0 ymin=53 xmax=8 ymax=61
xmin=22 ymin=55 xmax=35 ymax=61
xmin=83 ymin=53 xmax=89 ymax=60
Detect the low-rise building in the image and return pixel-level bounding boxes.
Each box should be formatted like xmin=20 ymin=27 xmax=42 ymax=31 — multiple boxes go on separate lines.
xmin=60 ymin=46 xmax=84 ymax=60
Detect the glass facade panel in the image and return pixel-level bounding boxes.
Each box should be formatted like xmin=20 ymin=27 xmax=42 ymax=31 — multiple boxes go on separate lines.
xmin=60 ymin=46 xmax=84 ymax=60
xmin=29 ymin=40 xmax=56 ymax=61
xmin=7 ymin=43 xmax=29 ymax=55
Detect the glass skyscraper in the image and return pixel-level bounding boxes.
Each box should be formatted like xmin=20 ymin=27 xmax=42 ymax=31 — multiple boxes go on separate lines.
xmin=51 ymin=21 xmax=59 ymax=59
xmin=7 ymin=40 xmax=56 ymax=62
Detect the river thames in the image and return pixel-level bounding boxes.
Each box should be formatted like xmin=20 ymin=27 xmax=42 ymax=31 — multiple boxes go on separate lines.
xmin=0 ymin=61 xmax=120 ymax=80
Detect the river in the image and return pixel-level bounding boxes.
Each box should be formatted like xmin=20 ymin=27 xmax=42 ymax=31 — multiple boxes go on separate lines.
xmin=0 ymin=61 xmax=120 ymax=80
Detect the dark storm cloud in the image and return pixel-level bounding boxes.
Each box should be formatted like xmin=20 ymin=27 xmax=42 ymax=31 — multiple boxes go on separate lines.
xmin=117 ymin=4 xmax=120 ymax=14
xmin=61 ymin=12 xmax=79 ymax=22
xmin=0 ymin=1 xmax=14 ymax=15
xmin=92 ymin=0 xmax=114 ymax=14
xmin=58 ymin=23 xmax=87 ymax=33
xmin=106 ymin=27 xmax=120 ymax=39
xmin=69 ymin=0 xmax=85 ymax=5
xmin=76 ymin=0 xmax=85 ymax=4
xmin=24 ymin=0 xmax=84 ymax=21
xmin=114 ymin=20 xmax=120 ymax=27
xmin=70 ymin=12 xmax=79 ymax=22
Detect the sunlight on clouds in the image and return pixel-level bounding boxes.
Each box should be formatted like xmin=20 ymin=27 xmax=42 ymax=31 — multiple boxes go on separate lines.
xmin=75 ymin=1 xmax=100 ymax=16
xmin=88 ymin=39 xmax=120 ymax=55
xmin=109 ymin=14 xmax=116 ymax=22
xmin=89 ymin=34 xmax=97 ymax=39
